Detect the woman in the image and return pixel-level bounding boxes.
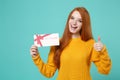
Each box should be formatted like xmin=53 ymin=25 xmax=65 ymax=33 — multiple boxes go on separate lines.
xmin=30 ymin=7 xmax=111 ymax=80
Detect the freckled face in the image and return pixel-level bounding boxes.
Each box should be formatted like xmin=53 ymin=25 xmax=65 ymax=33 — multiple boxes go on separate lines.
xmin=69 ymin=11 xmax=82 ymax=34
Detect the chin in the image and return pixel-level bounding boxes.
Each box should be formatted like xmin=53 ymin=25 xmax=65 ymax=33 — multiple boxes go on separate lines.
xmin=70 ymin=31 xmax=77 ymax=34
xmin=69 ymin=29 xmax=79 ymax=33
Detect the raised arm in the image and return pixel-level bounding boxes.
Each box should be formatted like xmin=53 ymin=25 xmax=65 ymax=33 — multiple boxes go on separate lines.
xmin=90 ymin=37 xmax=112 ymax=74
xmin=30 ymin=45 xmax=57 ymax=78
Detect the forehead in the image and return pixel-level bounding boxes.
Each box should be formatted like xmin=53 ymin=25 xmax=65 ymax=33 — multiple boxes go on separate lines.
xmin=71 ymin=10 xmax=81 ymax=18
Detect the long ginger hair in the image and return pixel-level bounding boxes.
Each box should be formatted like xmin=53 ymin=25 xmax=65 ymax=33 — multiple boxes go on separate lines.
xmin=54 ymin=7 xmax=93 ymax=69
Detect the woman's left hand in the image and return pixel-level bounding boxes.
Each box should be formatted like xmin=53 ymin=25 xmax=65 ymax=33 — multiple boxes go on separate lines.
xmin=94 ymin=36 xmax=104 ymax=52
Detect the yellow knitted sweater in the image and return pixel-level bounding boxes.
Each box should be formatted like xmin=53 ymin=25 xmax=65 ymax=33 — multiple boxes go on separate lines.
xmin=32 ymin=38 xmax=111 ymax=80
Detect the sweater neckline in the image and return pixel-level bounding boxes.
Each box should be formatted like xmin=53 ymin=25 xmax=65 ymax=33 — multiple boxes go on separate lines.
xmin=71 ymin=37 xmax=82 ymax=42
xmin=72 ymin=37 xmax=81 ymax=40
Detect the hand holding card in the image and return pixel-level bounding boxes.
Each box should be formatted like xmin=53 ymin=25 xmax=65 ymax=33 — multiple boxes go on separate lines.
xmin=34 ymin=33 xmax=59 ymax=47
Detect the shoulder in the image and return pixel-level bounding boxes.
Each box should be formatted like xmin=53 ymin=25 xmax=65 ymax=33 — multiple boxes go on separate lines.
xmin=86 ymin=39 xmax=95 ymax=46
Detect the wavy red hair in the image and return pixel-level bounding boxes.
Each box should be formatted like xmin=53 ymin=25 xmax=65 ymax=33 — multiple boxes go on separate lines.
xmin=54 ymin=7 xmax=93 ymax=69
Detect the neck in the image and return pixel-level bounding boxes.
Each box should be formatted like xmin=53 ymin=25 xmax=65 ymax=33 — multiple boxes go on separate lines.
xmin=72 ymin=33 xmax=80 ymax=38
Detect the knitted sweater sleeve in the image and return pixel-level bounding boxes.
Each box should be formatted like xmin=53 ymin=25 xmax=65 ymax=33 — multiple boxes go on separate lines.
xmin=32 ymin=46 xmax=57 ymax=78
xmin=89 ymin=39 xmax=112 ymax=75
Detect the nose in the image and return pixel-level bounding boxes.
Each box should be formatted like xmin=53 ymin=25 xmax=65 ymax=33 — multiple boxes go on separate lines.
xmin=73 ymin=20 xmax=77 ymax=25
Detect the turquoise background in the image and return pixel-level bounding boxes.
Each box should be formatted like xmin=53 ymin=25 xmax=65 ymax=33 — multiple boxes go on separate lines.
xmin=0 ymin=0 xmax=120 ymax=80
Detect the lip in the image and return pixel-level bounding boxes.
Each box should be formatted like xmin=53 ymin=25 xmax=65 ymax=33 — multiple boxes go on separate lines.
xmin=71 ymin=25 xmax=78 ymax=29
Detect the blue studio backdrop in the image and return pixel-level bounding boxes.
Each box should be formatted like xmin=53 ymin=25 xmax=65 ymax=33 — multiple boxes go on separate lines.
xmin=0 ymin=0 xmax=120 ymax=80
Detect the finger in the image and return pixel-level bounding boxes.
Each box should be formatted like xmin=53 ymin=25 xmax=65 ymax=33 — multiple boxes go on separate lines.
xmin=30 ymin=50 xmax=38 ymax=54
xmin=31 ymin=49 xmax=37 ymax=52
xmin=94 ymin=46 xmax=101 ymax=51
xmin=97 ymin=47 xmax=102 ymax=51
xmin=30 ymin=49 xmax=37 ymax=54
xmin=31 ymin=45 xmax=38 ymax=50
xmin=31 ymin=45 xmax=38 ymax=49
xmin=94 ymin=43 xmax=102 ymax=51
xmin=94 ymin=43 xmax=100 ymax=47
xmin=31 ymin=47 xmax=38 ymax=51
xmin=98 ymin=36 xmax=101 ymax=42
xmin=96 ymin=48 xmax=101 ymax=52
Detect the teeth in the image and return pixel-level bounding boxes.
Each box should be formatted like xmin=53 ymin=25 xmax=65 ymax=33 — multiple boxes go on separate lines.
xmin=70 ymin=25 xmax=77 ymax=31
xmin=72 ymin=27 xmax=77 ymax=29
xmin=71 ymin=27 xmax=77 ymax=31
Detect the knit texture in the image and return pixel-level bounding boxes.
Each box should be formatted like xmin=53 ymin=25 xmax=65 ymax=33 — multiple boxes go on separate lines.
xmin=32 ymin=37 xmax=111 ymax=80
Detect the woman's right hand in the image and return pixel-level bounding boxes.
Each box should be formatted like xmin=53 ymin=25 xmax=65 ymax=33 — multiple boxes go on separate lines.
xmin=30 ymin=45 xmax=39 ymax=57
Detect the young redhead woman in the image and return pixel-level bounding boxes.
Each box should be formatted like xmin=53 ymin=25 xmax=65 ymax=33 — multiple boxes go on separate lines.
xmin=30 ymin=7 xmax=111 ymax=80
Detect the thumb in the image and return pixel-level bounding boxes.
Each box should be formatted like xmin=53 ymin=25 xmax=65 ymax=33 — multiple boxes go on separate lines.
xmin=98 ymin=36 xmax=101 ymax=42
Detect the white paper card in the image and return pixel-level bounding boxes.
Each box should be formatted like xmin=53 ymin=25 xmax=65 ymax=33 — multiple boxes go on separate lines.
xmin=34 ymin=33 xmax=59 ymax=47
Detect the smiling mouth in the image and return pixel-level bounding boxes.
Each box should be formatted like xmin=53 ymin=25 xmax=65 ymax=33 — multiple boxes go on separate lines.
xmin=71 ymin=26 xmax=78 ymax=29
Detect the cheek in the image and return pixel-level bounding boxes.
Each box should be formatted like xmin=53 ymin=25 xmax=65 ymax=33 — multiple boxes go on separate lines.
xmin=77 ymin=22 xmax=82 ymax=25
xmin=77 ymin=26 xmax=81 ymax=31
xmin=77 ymin=23 xmax=82 ymax=30
xmin=78 ymin=22 xmax=82 ymax=27
xmin=69 ymin=20 xmax=72 ymax=27
xmin=68 ymin=21 xmax=71 ymax=27
xmin=69 ymin=20 xmax=72 ymax=24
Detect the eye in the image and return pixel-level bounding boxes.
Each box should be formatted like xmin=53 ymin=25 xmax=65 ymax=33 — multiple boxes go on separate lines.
xmin=70 ymin=16 xmax=74 ymax=19
xmin=78 ymin=19 xmax=82 ymax=23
